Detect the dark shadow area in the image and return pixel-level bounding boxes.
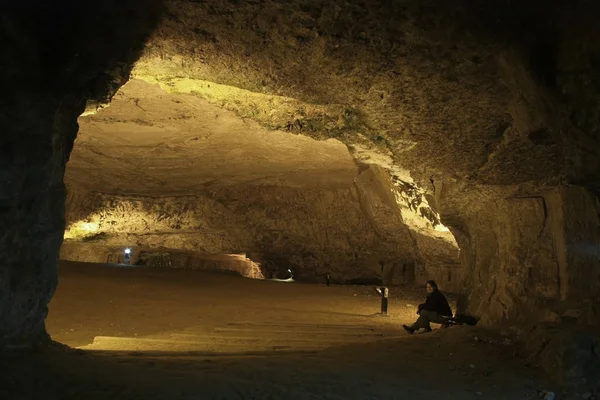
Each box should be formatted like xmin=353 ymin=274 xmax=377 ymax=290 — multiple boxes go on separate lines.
xmin=0 ymin=0 xmax=167 ymax=347
xmin=0 ymin=327 xmax=553 ymax=400
xmin=74 ymin=348 xmax=320 ymax=358
xmin=2 ymin=0 xmax=166 ymax=99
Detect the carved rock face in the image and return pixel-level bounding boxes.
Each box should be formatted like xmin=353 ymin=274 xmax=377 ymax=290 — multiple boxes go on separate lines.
xmin=0 ymin=0 xmax=164 ymax=345
xmin=2 ymin=0 xmax=600 ymax=350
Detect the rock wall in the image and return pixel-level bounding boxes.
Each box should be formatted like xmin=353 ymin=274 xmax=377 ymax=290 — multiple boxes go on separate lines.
xmin=354 ymin=164 xmax=460 ymax=289
xmin=448 ymin=185 xmax=600 ymax=326
xmin=0 ymin=96 xmax=78 ymax=346
xmin=63 ymin=169 xmax=460 ymax=285
xmin=126 ymin=0 xmax=600 ymax=325
xmin=60 ymin=243 xmax=264 ymax=279
xmin=3 ymin=0 xmax=600 ymax=349
xmin=0 ymin=0 xmax=164 ymax=346
xmin=555 ymin=187 xmax=600 ymax=325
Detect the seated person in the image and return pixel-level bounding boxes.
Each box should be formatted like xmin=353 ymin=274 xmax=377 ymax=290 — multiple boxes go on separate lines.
xmin=403 ymin=280 xmax=452 ymax=334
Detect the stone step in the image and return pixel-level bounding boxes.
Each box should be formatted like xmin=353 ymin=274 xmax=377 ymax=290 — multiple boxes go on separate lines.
xmin=80 ymin=336 xmax=336 ymax=353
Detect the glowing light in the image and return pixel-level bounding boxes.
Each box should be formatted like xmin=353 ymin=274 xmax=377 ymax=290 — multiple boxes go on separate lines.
xmin=434 ymin=224 xmax=450 ymax=233
xmin=124 ymin=248 xmax=131 ymax=255
xmin=81 ymin=222 xmax=99 ymax=232
xmin=64 ymin=220 xmax=100 ymax=240
xmin=132 ymin=75 xmax=351 ymax=136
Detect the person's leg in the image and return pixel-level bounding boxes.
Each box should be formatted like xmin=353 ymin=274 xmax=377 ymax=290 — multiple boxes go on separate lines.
xmin=403 ymin=310 xmax=444 ymax=334
xmin=403 ymin=310 xmax=431 ymax=333
xmin=414 ymin=310 xmax=435 ymax=330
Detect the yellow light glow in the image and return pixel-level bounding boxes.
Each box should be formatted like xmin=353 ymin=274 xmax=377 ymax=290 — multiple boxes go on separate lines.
xmin=388 ymin=180 xmax=458 ymax=247
xmin=80 ymin=222 xmax=99 ymax=232
xmin=131 ymin=74 xmax=350 ymax=136
xmin=434 ymin=224 xmax=450 ymax=233
xmin=64 ymin=220 xmax=100 ymax=240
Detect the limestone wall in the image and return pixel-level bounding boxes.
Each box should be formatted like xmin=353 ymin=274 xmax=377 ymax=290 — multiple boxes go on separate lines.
xmin=60 ymin=242 xmax=264 ymax=279
xmin=4 ymin=0 xmax=600 ymax=353
xmin=63 ymin=168 xmax=460 ymax=286
xmin=451 ymin=185 xmax=600 ymax=326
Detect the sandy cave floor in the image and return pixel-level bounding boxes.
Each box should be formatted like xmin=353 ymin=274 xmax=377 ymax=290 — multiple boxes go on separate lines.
xmin=0 ymin=262 xmax=555 ymax=400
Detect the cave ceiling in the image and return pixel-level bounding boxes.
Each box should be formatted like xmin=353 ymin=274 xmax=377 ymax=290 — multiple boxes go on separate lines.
xmin=71 ymin=0 xmax=590 ymax=208
xmin=68 ymin=79 xmax=359 ymax=194
xmin=126 ymin=0 xmax=565 ymax=189
xmin=64 ymin=0 xmax=587 ymax=258
xmin=62 ymin=0 xmax=600 ymax=265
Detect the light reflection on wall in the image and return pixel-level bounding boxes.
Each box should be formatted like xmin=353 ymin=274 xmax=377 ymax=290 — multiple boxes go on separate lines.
xmin=350 ymin=144 xmax=458 ymax=248
xmin=64 ymin=220 xmax=100 ymax=240
xmin=391 ymin=184 xmax=458 ymax=247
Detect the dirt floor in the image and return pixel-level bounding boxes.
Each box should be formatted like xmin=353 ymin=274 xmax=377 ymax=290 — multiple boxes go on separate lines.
xmin=0 ymin=262 xmax=556 ymax=399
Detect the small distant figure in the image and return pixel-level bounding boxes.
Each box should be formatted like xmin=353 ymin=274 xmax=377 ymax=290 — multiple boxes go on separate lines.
xmin=403 ymin=280 xmax=452 ymax=334
xmin=325 ymin=272 xmax=331 ymax=286
xmin=124 ymin=248 xmax=132 ymax=265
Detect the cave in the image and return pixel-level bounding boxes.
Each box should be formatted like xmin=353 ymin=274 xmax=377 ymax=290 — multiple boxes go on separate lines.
xmin=61 ymin=76 xmax=459 ymax=284
xmin=1 ymin=0 xmax=600 ymax=398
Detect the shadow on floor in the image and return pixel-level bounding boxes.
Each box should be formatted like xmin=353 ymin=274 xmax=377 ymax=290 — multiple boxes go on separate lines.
xmin=0 ymin=327 xmax=550 ymax=400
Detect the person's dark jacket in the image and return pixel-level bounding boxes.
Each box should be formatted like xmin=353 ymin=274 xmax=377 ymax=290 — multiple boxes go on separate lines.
xmin=418 ymin=290 xmax=452 ymax=317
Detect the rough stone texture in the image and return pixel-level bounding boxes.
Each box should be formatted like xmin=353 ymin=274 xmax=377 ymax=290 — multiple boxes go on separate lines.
xmin=63 ymin=166 xmax=459 ymax=284
xmin=67 ymin=78 xmax=360 ymax=193
xmin=63 ymin=76 xmax=458 ymax=287
xmin=354 ymin=164 xmax=460 ymax=288
xmin=452 ymin=185 xmax=600 ymax=326
xmin=60 ymin=243 xmax=264 ymax=279
xmin=521 ymin=324 xmax=600 ymax=386
xmin=0 ymin=97 xmax=79 ymax=347
xmin=3 ymin=3 xmax=600 ymax=381
xmin=0 ymin=0 xmax=164 ymax=345
xmin=119 ymin=0 xmax=600 ymax=326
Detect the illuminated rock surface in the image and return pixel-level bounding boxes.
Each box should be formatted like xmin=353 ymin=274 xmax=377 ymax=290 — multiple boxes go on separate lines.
xmin=63 ymin=80 xmax=458 ymax=285
xmin=1 ymin=0 xmax=599 ymax=385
